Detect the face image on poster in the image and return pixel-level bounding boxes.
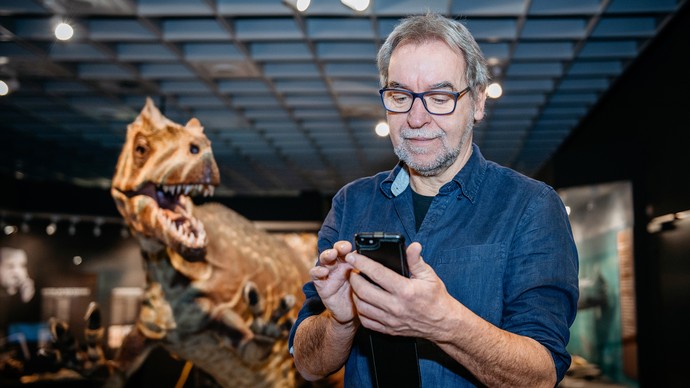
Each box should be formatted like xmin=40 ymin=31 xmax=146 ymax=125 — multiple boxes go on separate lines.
xmin=0 ymin=246 xmax=42 ymax=342
xmin=1 ymin=247 xmax=35 ymax=303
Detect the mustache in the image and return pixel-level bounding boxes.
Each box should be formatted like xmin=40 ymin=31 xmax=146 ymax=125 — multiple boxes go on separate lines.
xmin=399 ymin=128 xmax=444 ymax=139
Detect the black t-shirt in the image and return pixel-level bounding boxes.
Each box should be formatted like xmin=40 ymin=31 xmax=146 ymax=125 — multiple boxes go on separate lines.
xmin=411 ymin=190 xmax=435 ymax=231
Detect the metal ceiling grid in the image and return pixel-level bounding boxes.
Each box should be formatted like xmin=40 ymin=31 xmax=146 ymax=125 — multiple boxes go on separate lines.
xmin=0 ymin=0 xmax=685 ymax=196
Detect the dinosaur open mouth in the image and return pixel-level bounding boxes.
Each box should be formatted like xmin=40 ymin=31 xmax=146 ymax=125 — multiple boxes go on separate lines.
xmin=148 ymin=183 xmax=214 ymax=249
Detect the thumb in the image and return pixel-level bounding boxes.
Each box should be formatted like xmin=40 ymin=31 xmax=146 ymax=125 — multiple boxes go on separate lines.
xmin=406 ymin=242 xmax=429 ymax=278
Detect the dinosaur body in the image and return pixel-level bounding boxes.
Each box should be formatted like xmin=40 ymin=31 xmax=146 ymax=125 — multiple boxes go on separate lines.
xmin=110 ymin=99 xmax=311 ymax=387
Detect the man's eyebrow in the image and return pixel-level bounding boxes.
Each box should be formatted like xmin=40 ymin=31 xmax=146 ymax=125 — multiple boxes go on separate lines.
xmin=430 ymin=81 xmax=456 ymax=90
xmin=386 ymin=81 xmax=457 ymax=90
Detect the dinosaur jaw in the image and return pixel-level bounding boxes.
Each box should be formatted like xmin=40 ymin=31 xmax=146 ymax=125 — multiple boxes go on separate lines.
xmin=115 ymin=182 xmax=215 ymax=258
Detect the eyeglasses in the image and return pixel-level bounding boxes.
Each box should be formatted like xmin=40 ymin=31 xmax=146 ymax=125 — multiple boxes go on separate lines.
xmin=379 ymin=87 xmax=471 ymax=115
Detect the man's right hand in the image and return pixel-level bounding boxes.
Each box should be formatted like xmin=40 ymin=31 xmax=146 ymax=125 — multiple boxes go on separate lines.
xmin=310 ymin=240 xmax=357 ymax=325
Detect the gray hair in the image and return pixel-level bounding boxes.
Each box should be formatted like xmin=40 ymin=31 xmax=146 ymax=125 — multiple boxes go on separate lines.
xmin=377 ymin=13 xmax=490 ymax=101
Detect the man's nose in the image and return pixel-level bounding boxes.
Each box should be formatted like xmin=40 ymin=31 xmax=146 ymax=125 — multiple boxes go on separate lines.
xmin=407 ymin=96 xmax=431 ymax=127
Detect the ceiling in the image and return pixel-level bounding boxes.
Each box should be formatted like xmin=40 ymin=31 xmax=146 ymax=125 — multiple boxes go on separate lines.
xmin=0 ymin=0 xmax=685 ymax=197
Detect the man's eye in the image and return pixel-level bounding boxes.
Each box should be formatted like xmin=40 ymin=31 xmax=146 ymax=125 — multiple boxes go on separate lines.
xmin=429 ymin=93 xmax=452 ymax=104
xmin=392 ymin=94 xmax=410 ymax=102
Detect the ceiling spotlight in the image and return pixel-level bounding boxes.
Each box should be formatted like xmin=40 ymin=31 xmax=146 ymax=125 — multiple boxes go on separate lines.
xmin=341 ymin=0 xmax=370 ymax=12
xmin=487 ymin=82 xmax=503 ymax=99
xmin=375 ymin=121 xmax=390 ymax=137
xmin=54 ymin=22 xmax=74 ymax=41
xmin=0 ymin=81 xmax=8 ymax=96
xmin=3 ymin=225 xmax=17 ymax=236
xmin=46 ymin=222 xmax=57 ymax=236
xmin=283 ymin=0 xmax=311 ymax=12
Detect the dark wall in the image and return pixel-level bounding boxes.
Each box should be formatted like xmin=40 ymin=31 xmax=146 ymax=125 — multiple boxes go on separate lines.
xmin=1 ymin=174 xmax=330 ymax=222
xmin=539 ymin=3 xmax=690 ymax=387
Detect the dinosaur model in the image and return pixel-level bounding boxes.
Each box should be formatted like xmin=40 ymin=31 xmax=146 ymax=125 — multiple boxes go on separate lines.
xmin=109 ymin=98 xmax=312 ymax=387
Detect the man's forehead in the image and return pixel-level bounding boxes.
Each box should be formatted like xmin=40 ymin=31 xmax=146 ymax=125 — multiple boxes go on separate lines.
xmin=1 ymin=248 xmax=27 ymax=263
xmin=388 ymin=40 xmax=466 ymax=89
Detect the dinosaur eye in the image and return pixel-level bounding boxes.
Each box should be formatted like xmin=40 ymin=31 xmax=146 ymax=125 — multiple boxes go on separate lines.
xmin=133 ymin=134 xmax=150 ymax=167
xmin=190 ymin=144 xmax=199 ymax=154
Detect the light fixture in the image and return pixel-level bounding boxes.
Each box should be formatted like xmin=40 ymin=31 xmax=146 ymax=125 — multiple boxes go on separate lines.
xmin=0 ymin=80 xmax=8 ymax=96
xmin=54 ymin=22 xmax=74 ymax=41
xmin=487 ymin=82 xmax=503 ymax=99
xmin=341 ymin=0 xmax=369 ymax=12
xmin=21 ymin=214 xmax=31 ymax=233
xmin=283 ymin=0 xmax=311 ymax=12
xmin=93 ymin=217 xmax=103 ymax=237
xmin=3 ymin=225 xmax=17 ymax=236
xmin=375 ymin=121 xmax=390 ymax=137
xmin=68 ymin=216 xmax=79 ymax=236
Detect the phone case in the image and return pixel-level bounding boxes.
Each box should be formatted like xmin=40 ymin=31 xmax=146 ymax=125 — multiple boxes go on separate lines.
xmin=354 ymin=232 xmax=421 ymax=388
xmin=354 ymin=232 xmax=409 ymax=278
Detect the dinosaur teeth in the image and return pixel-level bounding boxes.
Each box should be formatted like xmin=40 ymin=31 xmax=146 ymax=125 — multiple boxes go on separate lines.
xmin=159 ymin=184 xmax=214 ymax=198
xmin=156 ymin=208 xmax=207 ymax=249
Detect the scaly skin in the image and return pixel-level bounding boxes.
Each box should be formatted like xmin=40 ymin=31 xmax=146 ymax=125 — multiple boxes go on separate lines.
xmin=110 ymin=98 xmax=310 ymax=387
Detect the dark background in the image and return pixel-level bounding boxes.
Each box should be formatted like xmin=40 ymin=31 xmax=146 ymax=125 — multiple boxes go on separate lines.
xmin=538 ymin=2 xmax=690 ymax=386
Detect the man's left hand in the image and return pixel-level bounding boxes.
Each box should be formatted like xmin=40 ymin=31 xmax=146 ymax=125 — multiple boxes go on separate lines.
xmin=345 ymin=242 xmax=456 ymax=340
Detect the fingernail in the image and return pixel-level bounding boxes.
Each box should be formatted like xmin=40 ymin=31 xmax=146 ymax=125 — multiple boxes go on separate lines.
xmin=345 ymin=253 xmax=354 ymax=264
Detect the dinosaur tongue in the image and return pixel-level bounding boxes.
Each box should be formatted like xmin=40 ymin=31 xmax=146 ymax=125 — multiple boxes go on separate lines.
xmin=155 ymin=187 xmax=182 ymax=211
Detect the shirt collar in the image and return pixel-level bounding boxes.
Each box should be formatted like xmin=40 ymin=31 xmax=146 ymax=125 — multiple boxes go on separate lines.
xmin=381 ymin=143 xmax=488 ymax=203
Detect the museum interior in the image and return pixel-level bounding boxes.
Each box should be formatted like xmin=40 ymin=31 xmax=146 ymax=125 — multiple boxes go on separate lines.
xmin=1 ymin=0 xmax=689 ymax=387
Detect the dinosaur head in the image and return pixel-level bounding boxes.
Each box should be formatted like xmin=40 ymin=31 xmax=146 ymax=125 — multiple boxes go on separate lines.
xmin=111 ymin=98 xmax=220 ymax=258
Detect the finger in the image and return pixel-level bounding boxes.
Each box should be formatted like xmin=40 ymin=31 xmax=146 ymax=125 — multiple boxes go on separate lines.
xmin=333 ymin=240 xmax=353 ymax=256
xmin=345 ymin=252 xmax=403 ymax=290
xmin=318 ymin=248 xmax=339 ymax=265
xmin=309 ymin=265 xmax=330 ymax=280
xmin=349 ymin=270 xmax=393 ymax=313
xmin=350 ymin=286 xmax=387 ymax=327
xmin=405 ymin=242 xmax=427 ymax=278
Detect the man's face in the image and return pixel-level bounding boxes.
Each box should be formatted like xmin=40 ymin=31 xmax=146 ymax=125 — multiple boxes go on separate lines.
xmin=0 ymin=252 xmax=29 ymax=291
xmin=386 ymin=40 xmax=486 ymax=176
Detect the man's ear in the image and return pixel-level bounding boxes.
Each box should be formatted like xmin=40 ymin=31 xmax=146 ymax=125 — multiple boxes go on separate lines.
xmin=473 ymin=88 xmax=488 ymax=122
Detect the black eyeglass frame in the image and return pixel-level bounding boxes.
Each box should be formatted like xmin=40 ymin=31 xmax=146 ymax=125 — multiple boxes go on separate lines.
xmin=378 ymin=86 xmax=471 ymax=116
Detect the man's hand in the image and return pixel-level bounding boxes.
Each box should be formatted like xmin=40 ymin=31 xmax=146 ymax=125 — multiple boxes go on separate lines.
xmin=19 ymin=277 xmax=35 ymax=303
xmin=345 ymin=242 xmax=454 ymax=341
xmin=310 ymin=241 xmax=357 ymax=325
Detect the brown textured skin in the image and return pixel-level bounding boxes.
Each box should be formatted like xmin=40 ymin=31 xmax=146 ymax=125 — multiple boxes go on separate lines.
xmin=109 ymin=99 xmax=311 ymax=387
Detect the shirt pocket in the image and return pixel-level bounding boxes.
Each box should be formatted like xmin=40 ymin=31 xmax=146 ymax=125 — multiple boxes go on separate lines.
xmin=434 ymin=243 xmax=506 ymax=326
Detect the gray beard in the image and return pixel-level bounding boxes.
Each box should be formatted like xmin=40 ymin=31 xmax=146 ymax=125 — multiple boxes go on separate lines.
xmin=393 ymin=119 xmax=474 ymax=177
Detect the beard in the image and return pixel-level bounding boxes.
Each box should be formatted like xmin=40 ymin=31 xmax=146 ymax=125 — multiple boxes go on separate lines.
xmin=393 ymin=117 xmax=474 ymax=177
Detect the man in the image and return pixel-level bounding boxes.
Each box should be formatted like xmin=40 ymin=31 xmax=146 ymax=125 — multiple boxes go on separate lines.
xmin=0 ymin=247 xmax=35 ymax=304
xmin=289 ymin=13 xmax=578 ymax=387
xmin=1 ymin=247 xmax=38 ymax=336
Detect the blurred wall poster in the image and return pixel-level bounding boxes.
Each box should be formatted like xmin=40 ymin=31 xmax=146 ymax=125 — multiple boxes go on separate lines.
xmin=559 ymin=181 xmax=638 ymax=386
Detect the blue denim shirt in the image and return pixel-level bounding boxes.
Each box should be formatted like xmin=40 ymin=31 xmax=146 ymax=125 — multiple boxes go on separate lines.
xmin=289 ymin=144 xmax=579 ymax=387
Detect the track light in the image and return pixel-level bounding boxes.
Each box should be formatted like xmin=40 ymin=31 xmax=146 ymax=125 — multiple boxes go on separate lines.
xmin=54 ymin=22 xmax=74 ymax=41
xmin=341 ymin=0 xmax=370 ymax=11
xmin=375 ymin=121 xmax=390 ymax=137
xmin=283 ymin=0 xmax=311 ymax=12
xmin=487 ymin=82 xmax=503 ymax=99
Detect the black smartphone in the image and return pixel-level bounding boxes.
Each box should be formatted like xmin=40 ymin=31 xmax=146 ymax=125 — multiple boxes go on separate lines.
xmin=354 ymin=232 xmax=420 ymax=388
xmin=354 ymin=232 xmax=409 ymax=280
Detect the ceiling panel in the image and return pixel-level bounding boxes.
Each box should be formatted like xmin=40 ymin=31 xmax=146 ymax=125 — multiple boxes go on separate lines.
xmin=0 ymin=0 xmax=686 ymax=197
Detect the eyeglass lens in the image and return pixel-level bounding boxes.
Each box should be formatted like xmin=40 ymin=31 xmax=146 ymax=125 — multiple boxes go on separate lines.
xmin=381 ymin=90 xmax=457 ymax=114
